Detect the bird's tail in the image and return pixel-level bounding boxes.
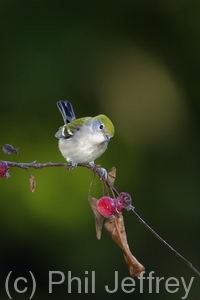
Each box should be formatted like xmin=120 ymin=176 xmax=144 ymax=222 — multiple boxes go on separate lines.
xmin=57 ymin=101 xmax=76 ymax=124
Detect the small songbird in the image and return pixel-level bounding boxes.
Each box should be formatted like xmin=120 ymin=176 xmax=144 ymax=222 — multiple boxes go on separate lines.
xmin=55 ymin=101 xmax=115 ymax=167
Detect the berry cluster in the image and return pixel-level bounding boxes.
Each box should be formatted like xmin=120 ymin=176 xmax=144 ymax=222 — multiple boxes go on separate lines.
xmin=97 ymin=192 xmax=133 ymax=218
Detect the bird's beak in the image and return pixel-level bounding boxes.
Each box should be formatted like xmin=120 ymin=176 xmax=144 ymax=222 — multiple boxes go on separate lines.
xmin=105 ymin=135 xmax=111 ymax=142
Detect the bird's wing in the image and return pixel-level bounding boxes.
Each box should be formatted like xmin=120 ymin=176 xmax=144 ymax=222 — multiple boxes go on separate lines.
xmin=55 ymin=117 xmax=91 ymax=139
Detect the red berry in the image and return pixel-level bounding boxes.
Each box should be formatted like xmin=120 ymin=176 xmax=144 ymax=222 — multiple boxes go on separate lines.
xmin=0 ymin=161 xmax=10 ymax=178
xmin=97 ymin=196 xmax=116 ymax=218
xmin=116 ymin=200 xmax=123 ymax=213
xmin=116 ymin=192 xmax=132 ymax=211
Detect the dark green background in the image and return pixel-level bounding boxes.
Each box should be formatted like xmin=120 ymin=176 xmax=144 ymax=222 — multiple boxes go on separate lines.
xmin=0 ymin=1 xmax=200 ymax=299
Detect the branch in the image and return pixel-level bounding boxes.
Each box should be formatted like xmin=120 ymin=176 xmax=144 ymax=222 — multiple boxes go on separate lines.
xmin=1 ymin=159 xmax=200 ymax=277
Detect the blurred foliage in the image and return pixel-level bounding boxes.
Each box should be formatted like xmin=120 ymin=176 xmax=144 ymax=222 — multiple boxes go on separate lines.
xmin=0 ymin=0 xmax=200 ymax=299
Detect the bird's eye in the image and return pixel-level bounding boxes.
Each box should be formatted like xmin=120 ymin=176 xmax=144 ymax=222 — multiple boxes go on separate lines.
xmin=99 ymin=124 xmax=104 ymax=130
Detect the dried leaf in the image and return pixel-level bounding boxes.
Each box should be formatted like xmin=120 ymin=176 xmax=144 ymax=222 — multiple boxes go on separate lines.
xmin=88 ymin=195 xmax=104 ymax=239
xmin=108 ymin=167 xmax=116 ymax=185
xmin=104 ymin=213 xmax=145 ymax=277
xmin=0 ymin=144 xmax=19 ymax=155
xmin=29 ymin=174 xmax=36 ymax=192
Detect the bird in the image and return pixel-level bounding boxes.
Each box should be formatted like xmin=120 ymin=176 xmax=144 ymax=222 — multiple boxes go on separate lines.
xmin=55 ymin=101 xmax=114 ymax=167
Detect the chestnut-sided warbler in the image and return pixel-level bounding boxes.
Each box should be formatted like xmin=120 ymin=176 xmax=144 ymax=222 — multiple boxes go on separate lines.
xmin=55 ymin=101 xmax=115 ymax=167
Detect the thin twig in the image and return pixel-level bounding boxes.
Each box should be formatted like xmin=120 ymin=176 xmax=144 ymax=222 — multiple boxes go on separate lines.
xmin=130 ymin=208 xmax=200 ymax=277
xmin=5 ymin=161 xmax=71 ymax=170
